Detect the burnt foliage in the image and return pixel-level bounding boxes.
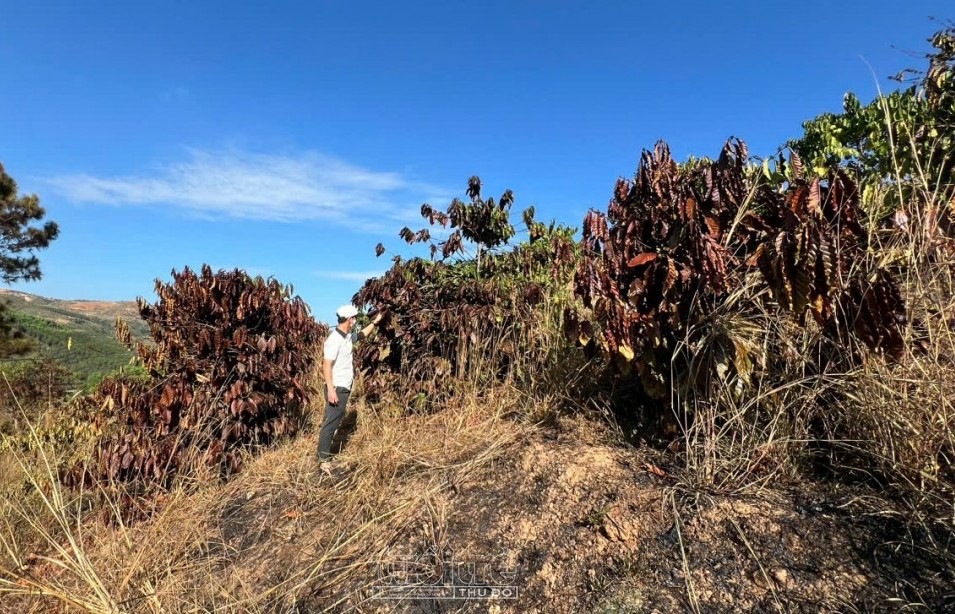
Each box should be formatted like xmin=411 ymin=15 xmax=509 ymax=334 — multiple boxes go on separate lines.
xmin=356 ymin=178 xmax=578 ymax=407
xmin=65 ymin=265 xmax=326 ymax=511
xmin=572 ymin=139 xmax=906 ymax=398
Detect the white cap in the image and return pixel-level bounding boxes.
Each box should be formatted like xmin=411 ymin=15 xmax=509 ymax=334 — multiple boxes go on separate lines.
xmin=336 ymin=304 xmax=359 ymax=319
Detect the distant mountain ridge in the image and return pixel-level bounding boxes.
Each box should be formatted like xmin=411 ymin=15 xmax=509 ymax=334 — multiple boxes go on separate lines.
xmin=0 ymin=289 xmax=146 ymax=328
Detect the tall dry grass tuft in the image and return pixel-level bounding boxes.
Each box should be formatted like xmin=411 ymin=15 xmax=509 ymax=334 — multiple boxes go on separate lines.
xmin=0 ymin=377 xmax=122 ymax=612
xmin=671 ymin=275 xmax=822 ymax=493
xmin=670 ymin=95 xmax=955 ymax=530
xmin=822 ymin=174 xmax=955 ymax=513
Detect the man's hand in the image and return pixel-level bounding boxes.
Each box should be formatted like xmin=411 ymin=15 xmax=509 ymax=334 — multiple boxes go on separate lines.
xmin=361 ymin=309 xmax=387 ymax=338
xmin=327 ymin=386 xmax=339 ymax=405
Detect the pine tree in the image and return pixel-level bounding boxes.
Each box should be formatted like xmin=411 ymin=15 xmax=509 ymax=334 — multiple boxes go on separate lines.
xmin=1 ymin=161 xmax=59 ymax=283
xmin=0 ymin=161 xmax=59 ymax=358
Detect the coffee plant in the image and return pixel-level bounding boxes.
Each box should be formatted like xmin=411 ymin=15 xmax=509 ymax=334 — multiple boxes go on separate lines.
xmin=572 ymin=138 xmax=906 ymax=399
xmin=65 ymin=265 xmax=326 ymax=511
xmin=400 ymin=175 xmax=517 ymax=270
xmin=355 ymin=178 xmax=578 ymax=408
xmin=792 ymin=26 xmax=955 ymax=249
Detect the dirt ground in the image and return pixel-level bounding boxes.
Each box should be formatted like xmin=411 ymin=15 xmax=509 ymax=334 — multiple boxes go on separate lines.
xmin=285 ymin=413 xmax=954 ymax=612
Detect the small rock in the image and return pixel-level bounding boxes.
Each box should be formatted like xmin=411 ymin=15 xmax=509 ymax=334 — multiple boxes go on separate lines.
xmin=772 ymin=568 xmax=791 ymax=588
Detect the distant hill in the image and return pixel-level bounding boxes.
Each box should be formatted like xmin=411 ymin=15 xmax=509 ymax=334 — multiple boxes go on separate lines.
xmin=0 ymin=289 xmax=151 ymax=388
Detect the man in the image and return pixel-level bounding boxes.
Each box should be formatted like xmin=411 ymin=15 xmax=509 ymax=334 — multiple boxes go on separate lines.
xmin=317 ymin=304 xmax=385 ymax=476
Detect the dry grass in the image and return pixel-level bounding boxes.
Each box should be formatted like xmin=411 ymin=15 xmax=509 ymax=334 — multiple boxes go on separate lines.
xmin=667 ymin=99 xmax=955 ymax=537
xmin=0 ymin=379 xmax=533 ymax=612
xmin=672 ymin=228 xmax=955 ymax=515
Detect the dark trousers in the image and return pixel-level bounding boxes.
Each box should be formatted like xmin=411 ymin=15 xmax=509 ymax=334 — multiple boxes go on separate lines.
xmin=317 ymin=386 xmax=350 ymax=461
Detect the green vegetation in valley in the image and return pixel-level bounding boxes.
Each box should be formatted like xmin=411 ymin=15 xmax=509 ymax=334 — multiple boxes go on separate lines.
xmin=0 ymin=292 xmax=149 ymax=389
xmin=5 ymin=310 xmax=134 ymax=388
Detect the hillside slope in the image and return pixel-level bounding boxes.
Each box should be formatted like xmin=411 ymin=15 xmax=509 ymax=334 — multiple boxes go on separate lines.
xmin=6 ymin=387 xmax=950 ymax=612
xmin=0 ymin=289 xmax=150 ymax=386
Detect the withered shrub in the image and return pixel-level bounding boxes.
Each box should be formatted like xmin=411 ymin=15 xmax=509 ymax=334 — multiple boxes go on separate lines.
xmin=65 ymin=265 xmax=326 ymax=513
xmin=573 ymin=139 xmax=904 ymax=397
xmin=355 ymin=177 xmax=582 ymax=411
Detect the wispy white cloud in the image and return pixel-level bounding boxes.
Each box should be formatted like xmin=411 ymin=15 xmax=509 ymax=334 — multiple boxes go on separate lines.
xmin=44 ymin=148 xmax=448 ymax=227
xmin=314 ymin=270 xmax=386 ymax=282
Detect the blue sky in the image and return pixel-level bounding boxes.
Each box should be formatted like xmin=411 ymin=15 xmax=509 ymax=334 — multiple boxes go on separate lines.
xmin=1 ymin=1 xmax=947 ymax=323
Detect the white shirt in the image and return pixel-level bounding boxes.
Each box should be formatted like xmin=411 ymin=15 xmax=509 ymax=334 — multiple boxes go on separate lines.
xmin=323 ymin=327 xmax=360 ymax=390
